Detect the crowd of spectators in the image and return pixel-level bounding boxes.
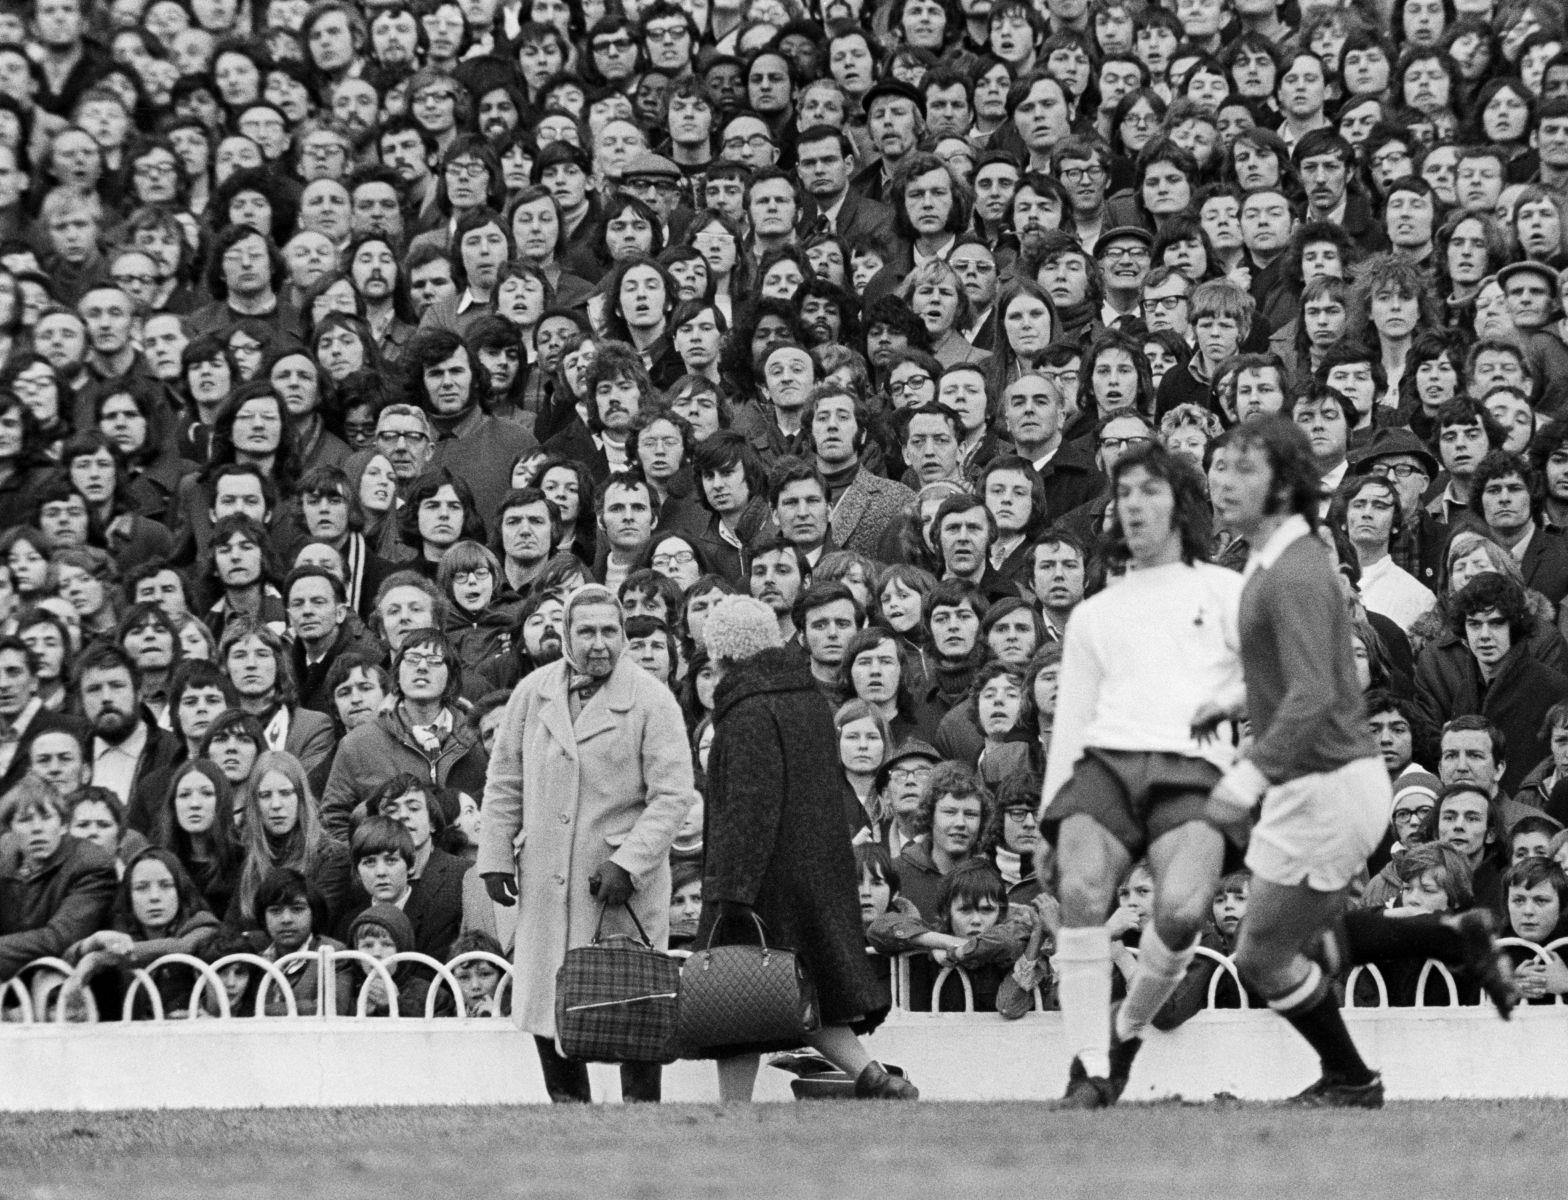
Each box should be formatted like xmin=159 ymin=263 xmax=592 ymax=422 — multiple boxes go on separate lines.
xmin=0 ymin=0 xmax=1566 ymax=1027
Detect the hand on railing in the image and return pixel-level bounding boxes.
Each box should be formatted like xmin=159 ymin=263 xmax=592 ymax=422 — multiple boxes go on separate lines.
xmin=1497 ymin=937 xmax=1568 ymax=1003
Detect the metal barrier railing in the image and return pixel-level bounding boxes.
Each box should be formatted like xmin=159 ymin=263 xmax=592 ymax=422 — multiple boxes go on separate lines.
xmin=3 ymin=938 xmax=1563 ymax=1023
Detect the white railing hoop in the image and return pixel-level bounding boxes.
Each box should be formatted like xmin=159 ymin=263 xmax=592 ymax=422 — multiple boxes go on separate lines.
xmin=132 ymin=953 xmax=237 ymax=1020
xmin=119 ymin=968 xmax=167 ymax=1022
xmin=930 ymin=964 xmax=976 ymax=1012
xmin=1192 ymin=945 xmax=1251 ymax=1009
xmin=202 ymin=951 xmax=308 ymax=1018
xmin=0 ymin=973 xmax=36 ymax=1024
xmin=1345 ymin=963 xmax=1390 ymax=1009
xmin=325 ymin=948 xmax=405 ymax=1018
xmin=1413 ymin=958 xmax=1461 ymax=1008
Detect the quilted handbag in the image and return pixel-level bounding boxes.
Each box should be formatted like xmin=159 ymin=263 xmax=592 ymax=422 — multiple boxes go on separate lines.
xmin=555 ymin=906 xmax=682 ymax=1064
xmin=676 ymin=908 xmax=820 ymax=1056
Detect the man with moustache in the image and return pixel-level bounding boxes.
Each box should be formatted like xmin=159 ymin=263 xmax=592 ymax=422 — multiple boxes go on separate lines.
xmin=77 ymin=643 xmax=179 ymax=811
xmin=1293 ymin=130 xmax=1388 ymax=258
xmin=850 ymin=80 xmax=925 ymax=204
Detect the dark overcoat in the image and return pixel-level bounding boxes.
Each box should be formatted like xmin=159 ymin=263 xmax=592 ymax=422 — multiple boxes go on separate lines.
xmin=697 ymin=648 xmax=891 ymax=1043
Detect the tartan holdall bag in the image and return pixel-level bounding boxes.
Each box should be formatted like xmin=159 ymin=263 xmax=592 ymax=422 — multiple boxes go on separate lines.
xmin=555 ymin=905 xmax=682 ymax=1064
xmin=675 ymin=907 xmax=820 ymax=1056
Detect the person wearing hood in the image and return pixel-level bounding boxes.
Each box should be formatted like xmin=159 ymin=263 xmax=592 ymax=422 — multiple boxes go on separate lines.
xmin=479 ymin=584 xmax=696 ymax=1104
xmin=696 ymin=594 xmax=911 ymax=1102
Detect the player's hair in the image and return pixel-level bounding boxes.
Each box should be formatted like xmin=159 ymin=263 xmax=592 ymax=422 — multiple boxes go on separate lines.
xmin=1211 ymin=414 xmax=1323 ymax=527
xmin=1104 ymin=441 xmax=1211 ymax=568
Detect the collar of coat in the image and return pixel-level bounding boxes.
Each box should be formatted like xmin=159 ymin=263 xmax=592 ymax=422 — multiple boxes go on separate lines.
xmin=537 ymin=656 xmax=642 ymax=745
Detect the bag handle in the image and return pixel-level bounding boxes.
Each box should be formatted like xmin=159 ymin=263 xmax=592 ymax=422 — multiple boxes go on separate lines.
xmin=700 ymin=902 xmax=769 ymax=953
xmin=592 ymin=901 xmax=654 ymax=948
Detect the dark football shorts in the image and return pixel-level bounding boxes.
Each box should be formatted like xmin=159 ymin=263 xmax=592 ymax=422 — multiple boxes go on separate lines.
xmin=1045 ymin=748 xmax=1240 ymax=858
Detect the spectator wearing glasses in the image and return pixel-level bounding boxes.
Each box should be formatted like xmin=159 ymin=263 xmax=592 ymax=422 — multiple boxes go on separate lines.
xmin=1053 ymin=136 xmax=1141 ymax=255
xmin=321 ymin=628 xmax=488 ymax=842
xmin=638 ymin=2 xmax=698 ymax=78
xmin=1350 ymin=428 xmax=1448 ymax=591
xmin=404 ymin=68 xmax=470 ymax=158
xmin=1094 ymin=226 xmax=1154 ymax=329
xmin=584 ymin=16 xmax=643 ymax=91
xmin=348 ymin=405 xmax=437 ymax=507
xmin=1059 ymin=408 xmax=1156 ymax=544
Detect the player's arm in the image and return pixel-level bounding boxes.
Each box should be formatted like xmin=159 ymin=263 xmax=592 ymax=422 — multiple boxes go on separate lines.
xmin=1210 ymin=564 xmax=1338 ymax=816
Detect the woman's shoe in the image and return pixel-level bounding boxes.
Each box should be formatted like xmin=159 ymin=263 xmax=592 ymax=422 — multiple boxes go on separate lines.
xmin=853 ymin=1062 xmax=920 ymax=1100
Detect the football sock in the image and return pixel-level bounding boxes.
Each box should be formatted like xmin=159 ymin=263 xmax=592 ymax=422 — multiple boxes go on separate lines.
xmin=1115 ymin=925 xmax=1197 ymax=1042
xmin=1341 ymin=909 xmax=1461 ymax=963
xmin=1267 ymin=962 xmax=1375 ymax=1085
xmin=1056 ymin=925 xmax=1113 ymax=1078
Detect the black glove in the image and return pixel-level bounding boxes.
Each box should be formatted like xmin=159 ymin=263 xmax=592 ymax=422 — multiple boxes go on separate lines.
xmin=588 ymin=861 xmax=635 ymax=907
xmin=483 ymin=871 xmax=518 ymax=907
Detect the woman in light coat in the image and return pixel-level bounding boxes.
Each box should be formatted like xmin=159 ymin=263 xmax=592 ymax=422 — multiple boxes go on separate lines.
xmin=478 ymin=584 xmax=696 ymax=1102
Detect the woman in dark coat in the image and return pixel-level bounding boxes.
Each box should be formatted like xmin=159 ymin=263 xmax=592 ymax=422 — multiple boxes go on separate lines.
xmin=697 ymin=595 xmax=913 ymax=1101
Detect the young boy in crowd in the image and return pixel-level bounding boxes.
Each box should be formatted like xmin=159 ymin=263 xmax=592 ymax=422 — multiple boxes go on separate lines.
xmin=447 ymin=930 xmax=508 ymax=1018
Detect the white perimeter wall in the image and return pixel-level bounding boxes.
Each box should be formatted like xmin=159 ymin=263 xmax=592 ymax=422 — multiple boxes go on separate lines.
xmin=1 ymin=1007 xmax=1562 ymax=1110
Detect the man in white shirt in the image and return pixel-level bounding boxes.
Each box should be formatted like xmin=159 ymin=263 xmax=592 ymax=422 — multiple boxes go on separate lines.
xmin=1043 ymin=443 xmax=1244 ymax=1108
xmin=1338 ymin=474 xmax=1434 ymax=631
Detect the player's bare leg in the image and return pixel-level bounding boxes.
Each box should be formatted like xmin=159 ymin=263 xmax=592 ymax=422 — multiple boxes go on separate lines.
xmin=1107 ymin=819 xmax=1228 ymax=1095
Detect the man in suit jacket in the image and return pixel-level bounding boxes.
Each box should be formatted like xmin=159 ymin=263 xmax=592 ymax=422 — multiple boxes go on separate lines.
xmin=806 ymin=386 xmax=918 ymax=557
xmin=367 ymin=781 xmax=469 ymax=960
xmin=0 ymin=633 xmax=89 ymax=794
xmin=795 ymin=125 xmax=911 ymax=272
xmin=285 ymin=566 xmax=386 ymax=716
xmin=1470 ymin=448 xmax=1568 ymax=610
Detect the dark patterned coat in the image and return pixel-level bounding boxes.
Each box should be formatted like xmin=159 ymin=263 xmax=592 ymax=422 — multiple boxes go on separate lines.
xmin=697 ymin=648 xmax=890 ymax=1042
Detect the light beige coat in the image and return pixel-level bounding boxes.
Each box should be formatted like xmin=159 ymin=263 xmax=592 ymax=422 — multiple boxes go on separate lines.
xmin=477 ymin=656 xmax=696 ymax=1038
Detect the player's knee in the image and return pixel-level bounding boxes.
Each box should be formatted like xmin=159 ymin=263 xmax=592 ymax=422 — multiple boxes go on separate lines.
xmin=1057 ymin=870 xmax=1113 ymax=925
xmin=1154 ymin=896 xmax=1209 ymax=946
xmin=1232 ymin=937 xmax=1286 ymax=988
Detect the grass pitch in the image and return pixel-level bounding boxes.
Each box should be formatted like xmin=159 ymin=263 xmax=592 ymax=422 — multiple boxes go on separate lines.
xmin=2 ymin=1100 xmax=1563 ymax=1200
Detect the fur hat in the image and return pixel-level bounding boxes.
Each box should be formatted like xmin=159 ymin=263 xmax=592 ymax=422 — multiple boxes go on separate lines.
xmin=702 ymin=595 xmax=782 ymax=663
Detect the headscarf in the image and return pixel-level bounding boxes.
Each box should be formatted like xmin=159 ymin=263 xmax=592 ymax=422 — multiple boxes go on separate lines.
xmin=560 ymin=584 xmax=623 ymax=698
